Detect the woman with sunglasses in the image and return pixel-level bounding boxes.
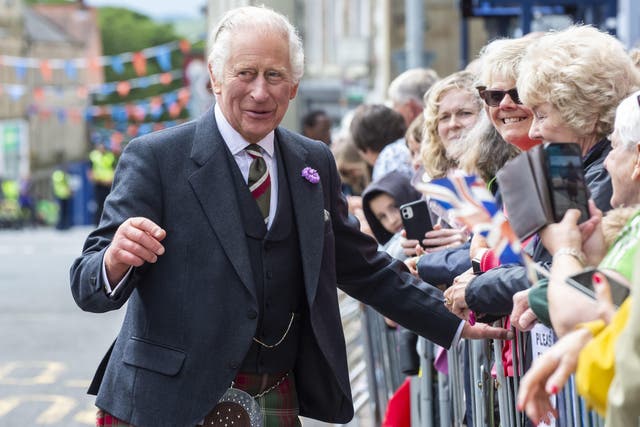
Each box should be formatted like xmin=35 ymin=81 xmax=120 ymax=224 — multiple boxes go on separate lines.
xmin=442 ymin=36 xmax=544 ymax=324
xmin=448 ymin=26 xmax=639 ymax=329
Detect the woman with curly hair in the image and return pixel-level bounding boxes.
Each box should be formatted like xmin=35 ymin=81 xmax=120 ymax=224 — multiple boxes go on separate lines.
xmin=420 ymin=70 xmax=483 ymax=180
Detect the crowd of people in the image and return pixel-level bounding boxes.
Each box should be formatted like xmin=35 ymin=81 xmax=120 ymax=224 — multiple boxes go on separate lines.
xmin=69 ymin=4 xmax=640 ymax=427
xmin=330 ymin=23 xmax=640 ymax=427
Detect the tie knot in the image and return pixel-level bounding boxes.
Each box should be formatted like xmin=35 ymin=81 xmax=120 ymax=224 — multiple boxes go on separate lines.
xmin=245 ymin=144 xmax=263 ymax=158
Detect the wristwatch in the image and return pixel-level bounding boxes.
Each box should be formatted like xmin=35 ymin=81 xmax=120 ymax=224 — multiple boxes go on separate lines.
xmin=471 ymin=248 xmax=488 ymax=275
xmin=471 ymin=257 xmax=482 ymax=275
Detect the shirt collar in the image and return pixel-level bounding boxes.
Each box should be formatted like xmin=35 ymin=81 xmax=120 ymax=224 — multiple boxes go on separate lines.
xmin=214 ymin=103 xmax=275 ymax=157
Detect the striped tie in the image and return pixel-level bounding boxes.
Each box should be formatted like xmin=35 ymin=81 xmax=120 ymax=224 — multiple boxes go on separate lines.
xmin=245 ymin=145 xmax=271 ymax=223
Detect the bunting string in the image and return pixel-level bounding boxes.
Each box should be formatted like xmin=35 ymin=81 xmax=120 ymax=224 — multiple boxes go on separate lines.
xmin=24 ymin=86 xmax=191 ymax=124
xmin=0 ymin=39 xmax=193 ymax=75
xmin=0 ymin=69 xmax=186 ymax=101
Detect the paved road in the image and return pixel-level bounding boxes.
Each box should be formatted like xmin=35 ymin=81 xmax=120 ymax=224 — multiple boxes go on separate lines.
xmin=0 ymin=226 xmax=123 ymax=426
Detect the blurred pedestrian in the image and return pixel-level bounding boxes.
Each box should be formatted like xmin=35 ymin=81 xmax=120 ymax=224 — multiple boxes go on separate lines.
xmin=301 ymin=109 xmax=332 ymax=145
xmin=350 ymin=103 xmax=412 ymax=181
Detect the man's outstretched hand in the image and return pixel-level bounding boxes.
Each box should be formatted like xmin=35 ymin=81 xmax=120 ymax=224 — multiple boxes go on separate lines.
xmin=461 ymin=321 xmax=514 ymax=340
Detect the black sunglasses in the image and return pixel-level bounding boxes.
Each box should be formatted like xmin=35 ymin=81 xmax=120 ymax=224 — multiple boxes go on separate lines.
xmin=477 ymin=86 xmax=522 ymax=107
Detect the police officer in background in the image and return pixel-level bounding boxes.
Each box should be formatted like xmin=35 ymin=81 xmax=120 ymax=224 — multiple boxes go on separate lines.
xmin=51 ymin=165 xmax=72 ymax=230
xmin=88 ymin=143 xmax=116 ymax=225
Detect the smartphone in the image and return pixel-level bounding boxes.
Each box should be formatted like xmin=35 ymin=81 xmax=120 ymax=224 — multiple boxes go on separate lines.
xmin=544 ymin=143 xmax=590 ymax=222
xmin=564 ymin=267 xmax=630 ymax=307
xmin=400 ymin=199 xmax=433 ymax=245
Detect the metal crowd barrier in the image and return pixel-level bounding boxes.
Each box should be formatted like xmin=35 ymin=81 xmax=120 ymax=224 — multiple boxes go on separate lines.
xmin=351 ymin=305 xmax=607 ymax=427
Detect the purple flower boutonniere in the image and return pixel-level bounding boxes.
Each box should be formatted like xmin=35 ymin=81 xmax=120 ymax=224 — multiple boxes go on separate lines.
xmin=301 ymin=167 xmax=320 ymax=184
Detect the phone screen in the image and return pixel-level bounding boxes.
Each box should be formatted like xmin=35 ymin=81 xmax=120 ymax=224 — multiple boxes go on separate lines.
xmin=565 ymin=267 xmax=630 ymax=307
xmin=544 ymin=143 xmax=590 ymax=222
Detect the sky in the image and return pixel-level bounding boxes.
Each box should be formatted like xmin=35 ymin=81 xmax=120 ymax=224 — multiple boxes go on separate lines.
xmin=85 ymin=0 xmax=207 ymax=20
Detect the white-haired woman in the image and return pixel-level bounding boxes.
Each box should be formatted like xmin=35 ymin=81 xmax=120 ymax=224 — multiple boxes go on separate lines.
xmin=519 ymin=89 xmax=640 ymax=425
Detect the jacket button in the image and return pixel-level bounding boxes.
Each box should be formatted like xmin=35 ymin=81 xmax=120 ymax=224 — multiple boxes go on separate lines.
xmin=266 ymin=271 xmax=273 ymax=279
xmin=247 ymin=309 xmax=257 ymax=319
xmin=229 ymin=362 xmax=238 ymax=370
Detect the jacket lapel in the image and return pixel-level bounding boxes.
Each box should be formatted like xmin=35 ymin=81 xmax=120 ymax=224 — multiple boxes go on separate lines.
xmin=187 ymin=109 xmax=256 ymax=300
xmin=277 ymin=129 xmax=325 ymax=306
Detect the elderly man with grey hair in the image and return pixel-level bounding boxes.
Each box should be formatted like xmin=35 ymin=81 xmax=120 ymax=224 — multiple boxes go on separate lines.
xmin=387 ymin=67 xmax=439 ymax=127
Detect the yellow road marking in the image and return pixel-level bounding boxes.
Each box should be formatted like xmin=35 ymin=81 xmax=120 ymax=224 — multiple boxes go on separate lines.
xmin=0 ymin=394 xmax=76 ymax=424
xmin=0 ymin=361 xmax=65 ymax=385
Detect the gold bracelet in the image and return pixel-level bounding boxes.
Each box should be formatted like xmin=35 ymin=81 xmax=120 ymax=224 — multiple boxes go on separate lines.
xmin=554 ymin=247 xmax=586 ymax=265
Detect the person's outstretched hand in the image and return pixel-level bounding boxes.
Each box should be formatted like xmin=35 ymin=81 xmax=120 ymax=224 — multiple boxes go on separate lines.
xmin=511 ymin=289 xmax=538 ymax=331
xmin=422 ymin=223 xmax=469 ymax=253
xmin=104 ymin=217 xmax=166 ymax=285
xmin=517 ymin=328 xmax=593 ymax=425
xmin=443 ymin=269 xmax=475 ymax=320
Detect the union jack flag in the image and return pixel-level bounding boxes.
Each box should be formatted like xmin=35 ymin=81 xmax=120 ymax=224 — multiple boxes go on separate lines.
xmin=416 ymin=174 xmax=524 ymax=265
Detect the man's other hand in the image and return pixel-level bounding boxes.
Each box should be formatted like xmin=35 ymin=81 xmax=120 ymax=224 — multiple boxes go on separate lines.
xmin=104 ymin=217 xmax=166 ymax=285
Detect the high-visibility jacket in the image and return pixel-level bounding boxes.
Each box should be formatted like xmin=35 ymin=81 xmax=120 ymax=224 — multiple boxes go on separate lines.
xmin=52 ymin=170 xmax=72 ymax=200
xmin=1 ymin=179 xmax=19 ymax=201
xmin=89 ymin=149 xmax=116 ymax=185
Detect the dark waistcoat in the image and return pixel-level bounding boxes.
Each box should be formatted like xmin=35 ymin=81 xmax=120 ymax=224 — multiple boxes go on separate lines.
xmin=227 ymin=141 xmax=305 ymax=373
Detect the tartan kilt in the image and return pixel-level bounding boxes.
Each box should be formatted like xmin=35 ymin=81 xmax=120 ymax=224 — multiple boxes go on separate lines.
xmin=95 ymin=371 xmax=301 ymax=427
xmin=96 ymin=410 xmax=132 ymax=427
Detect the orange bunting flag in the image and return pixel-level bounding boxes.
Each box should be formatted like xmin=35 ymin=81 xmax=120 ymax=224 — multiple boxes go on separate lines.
xmin=88 ymin=57 xmax=101 ymax=75
xmin=76 ymin=86 xmax=89 ymax=99
xmin=168 ymin=102 xmax=181 ymax=118
xmin=179 ymin=39 xmax=191 ymax=54
xmin=69 ymin=109 xmax=82 ymax=123
xmin=33 ymin=87 xmax=45 ymax=102
xmin=159 ymin=72 xmax=172 ymax=85
xmin=111 ymin=132 xmax=124 ymax=145
xmin=177 ymin=88 xmax=190 ymax=106
xmin=132 ymin=52 xmax=147 ymax=76
xmin=150 ymin=96 xmax=163 ymax=108
xmin=116 ymin=81 xmax=131 ymax=97
xmin=111 ymin=132 xmax=124 ymax=153
xmin=39 ymin=60 xmax=53 ymax=82
xmin=133 ymin=105 xmax=146 ymax=122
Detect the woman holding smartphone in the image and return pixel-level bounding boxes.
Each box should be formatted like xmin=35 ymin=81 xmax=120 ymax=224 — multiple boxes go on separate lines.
xmin=518 ymin=89 xmax=640 ymax=425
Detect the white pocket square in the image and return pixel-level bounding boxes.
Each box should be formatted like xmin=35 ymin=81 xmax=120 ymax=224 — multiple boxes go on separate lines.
xmin=323 ymin=209 xmax=331 ymax=222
